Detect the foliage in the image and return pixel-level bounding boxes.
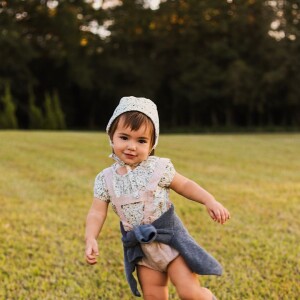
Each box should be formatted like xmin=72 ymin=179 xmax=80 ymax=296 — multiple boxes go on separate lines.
xmin=0 ymin=1 xmax=300 ymax=129
xmin=0 ymin=132 xmax=299 ymax=299
xmin=44 ymin=92 xmax=57 ymax=130
xmin=53 ymin=90 xmax=66 ymax=130
xmin=28 ymin=87 xmax=44 ymax=129
xmin=0 ymin=82 xmax=18 ymax=129
xmin=43 ymin=91 xmax=66 ymax=130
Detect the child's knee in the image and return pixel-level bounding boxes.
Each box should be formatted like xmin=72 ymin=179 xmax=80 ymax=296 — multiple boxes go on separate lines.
xmin=177 ymin=286 xmax=212 ymax=300
xmin=142 ymin=286 xmax=168 ymax=300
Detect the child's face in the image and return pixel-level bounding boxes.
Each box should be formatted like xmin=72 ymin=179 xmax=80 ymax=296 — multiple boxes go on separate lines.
xmin=112 ymin=116 xmax=152 ymax=166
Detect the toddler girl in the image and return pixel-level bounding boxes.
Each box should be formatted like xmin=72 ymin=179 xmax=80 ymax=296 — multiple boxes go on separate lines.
xmin=85 ymin=96 xmax=230 ymax=300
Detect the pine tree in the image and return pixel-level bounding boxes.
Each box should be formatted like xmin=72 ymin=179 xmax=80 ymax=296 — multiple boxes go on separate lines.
xmin=28 ymin=87 xmax=44 ymax=129
xmin=53 ymin=90 xmax=66 ymax=130
xmin=44 ymin=92 xmax=57 ymax=129
xmin=0 ymin=82 xmax=18 ymax=129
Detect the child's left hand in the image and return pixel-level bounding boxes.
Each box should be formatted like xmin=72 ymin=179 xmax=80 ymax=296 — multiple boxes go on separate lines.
xmin=205 ymin=200 xmax=230 ymax=224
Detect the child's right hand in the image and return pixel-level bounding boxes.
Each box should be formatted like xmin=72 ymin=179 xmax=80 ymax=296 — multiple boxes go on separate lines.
xmin=85 ymin=238 xmax=99 ymax=265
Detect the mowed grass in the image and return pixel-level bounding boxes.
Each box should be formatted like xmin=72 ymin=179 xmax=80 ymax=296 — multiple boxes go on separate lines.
xmin=0 ymin=131 xmax=299 ymax=300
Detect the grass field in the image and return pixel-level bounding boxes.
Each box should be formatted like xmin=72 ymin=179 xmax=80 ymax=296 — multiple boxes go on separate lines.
xmin=0 ymin=131 xmax=299 ymax=300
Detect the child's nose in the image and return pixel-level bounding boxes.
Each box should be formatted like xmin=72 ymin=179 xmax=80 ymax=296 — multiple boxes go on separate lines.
xmin=127 ymin=142 xmax=136 ymax=150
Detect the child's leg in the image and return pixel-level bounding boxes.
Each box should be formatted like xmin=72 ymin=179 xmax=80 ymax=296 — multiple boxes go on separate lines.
xmin=137 ymin=265 xmax=169 ymax=300
xmin=168 ymin=255 xmax=214 ymax=300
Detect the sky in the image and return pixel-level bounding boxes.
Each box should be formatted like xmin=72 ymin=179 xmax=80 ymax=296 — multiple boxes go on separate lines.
xmin=92 ymin=0 xmax=161 ymax=10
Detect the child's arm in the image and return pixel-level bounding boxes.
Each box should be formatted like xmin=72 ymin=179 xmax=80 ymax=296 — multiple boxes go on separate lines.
xmin=85 ymin=198 xmax=109 ymax=264
xmin=170 ymin=172 xmax=230 ymax=224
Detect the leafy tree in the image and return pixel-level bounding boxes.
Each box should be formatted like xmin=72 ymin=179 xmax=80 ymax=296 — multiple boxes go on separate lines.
xmin=0 ymin=0 xmax=299 ymax=129
xmin=0 ymin=2 xmax=37 ymax=97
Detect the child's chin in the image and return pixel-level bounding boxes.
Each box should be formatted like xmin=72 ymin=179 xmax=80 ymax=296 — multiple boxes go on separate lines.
xmin=123 ymin=157 xmax=137 ymax=164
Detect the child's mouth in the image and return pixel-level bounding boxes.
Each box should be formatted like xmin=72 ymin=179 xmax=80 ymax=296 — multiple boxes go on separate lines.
xmin=124 ymin=153 xmax=136 ymax=159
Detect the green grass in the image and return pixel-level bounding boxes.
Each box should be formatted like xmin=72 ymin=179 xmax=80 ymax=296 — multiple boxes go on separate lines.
xmin=0 ymin=131 xmax=299 ymax=300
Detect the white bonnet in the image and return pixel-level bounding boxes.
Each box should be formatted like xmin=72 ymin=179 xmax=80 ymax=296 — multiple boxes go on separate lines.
xmin=106 ymin=96 xmax=159 ymax=149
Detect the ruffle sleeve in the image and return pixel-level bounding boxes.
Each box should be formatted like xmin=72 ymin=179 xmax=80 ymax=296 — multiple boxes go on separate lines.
xmin=93 ymin=171 xmax=110 ymax=202
xmin=158 ymin=159 xmax=176 ymax=187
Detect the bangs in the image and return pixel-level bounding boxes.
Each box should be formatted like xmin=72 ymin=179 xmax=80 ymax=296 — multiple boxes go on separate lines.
xmin=121 ymin=111 xmax=153 ymax=132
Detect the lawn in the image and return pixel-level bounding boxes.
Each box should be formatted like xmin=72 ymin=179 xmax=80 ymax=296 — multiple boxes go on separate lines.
xmin=0 ymin=131 xmax=299 ymax=300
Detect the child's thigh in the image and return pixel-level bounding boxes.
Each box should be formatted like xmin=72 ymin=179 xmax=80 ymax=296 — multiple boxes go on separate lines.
xmin=168 ymin=255 xmax=213 ymax=300
xmin=137 ymin=265 xmax=169 ymax=300
xmin=167 ymin=255 xmax=199 ymax=287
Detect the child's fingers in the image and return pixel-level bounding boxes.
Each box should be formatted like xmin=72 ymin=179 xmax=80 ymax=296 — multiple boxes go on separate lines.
xmin=208 ymin=209 xmax=217 ymax=221
xmin=86 ymin=256 xmax=97 ymax=264
xmin=218 ymin=210 xmax=226 ymax=224
xmin=212 ymin=209 xmax=222 ymax=222
xmin=211 ymin=208 xmax=230 ymax=224
xmin=85 ymin=242 xmax=99 ymax=264
xmin=209 ymin=209 xmax=221 ymax=222
xmin=207 ymin=204 xmax=230 ymax=224
xmin=85 ymin=245 xmax=96 ymax=257
xmin=90 ymin=244 xmax=99 ymax=256
xmin=85 ymin=244 xmax=92 ymax=256
xmin=224 ymin=209 xmax=230 ymax=221
xmin=86 ymin=239 xmax=99 ymax=253
xmin=219 ymin=208 xmax=230 ymax=224
xmin=85 ymin=251 xmax=98 ymax=264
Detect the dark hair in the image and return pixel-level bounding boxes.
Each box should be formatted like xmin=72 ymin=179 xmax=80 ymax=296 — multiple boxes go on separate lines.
xmin=108 ymin=111 xmax=156 ymax=155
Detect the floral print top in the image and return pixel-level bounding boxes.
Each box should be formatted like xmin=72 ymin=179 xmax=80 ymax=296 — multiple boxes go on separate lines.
xmin=94 ymin=156 xmax=176 ymax=227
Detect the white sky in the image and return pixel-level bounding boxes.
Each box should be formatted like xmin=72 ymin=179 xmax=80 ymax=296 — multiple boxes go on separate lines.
xmin=92 ymin=0 xmax=161 ymax=10
xmin=47 ymin=0 xmax=295 ymax=41
xmin=147 ymin=0 xmax=160 ymax=10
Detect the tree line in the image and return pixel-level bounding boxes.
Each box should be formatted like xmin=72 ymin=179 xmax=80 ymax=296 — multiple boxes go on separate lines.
xmin=0 ymin=0 xmax=299 ymax=131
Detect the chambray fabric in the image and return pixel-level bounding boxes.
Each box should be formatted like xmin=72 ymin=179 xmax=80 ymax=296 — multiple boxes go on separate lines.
xmin=121 ymin=205 xmax=222 ymax=297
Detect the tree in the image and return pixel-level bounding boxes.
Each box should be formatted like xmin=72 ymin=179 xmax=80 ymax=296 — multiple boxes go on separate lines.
xmin=0 ymin=0 xmax=299 ymax=130
xmin=43 ymin=92 xmax=57 ymax=129
xmin=0 ymin=82 xmax=18 ymax=129
xmin=53 ymin=90 xmax=66 ymax=129
xmin=28 ymin=87 xmax=44 ymax=129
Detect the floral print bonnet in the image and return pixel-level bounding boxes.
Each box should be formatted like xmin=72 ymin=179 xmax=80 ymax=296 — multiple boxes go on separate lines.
xmin=106 ymin=96 xmax=160 ymax=150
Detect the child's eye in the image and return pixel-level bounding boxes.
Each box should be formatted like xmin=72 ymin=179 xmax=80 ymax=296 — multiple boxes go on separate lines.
xmin=138 ymin=139 xmax=147 ymax=144
xmin=120 ymin=136 xmax=128 ymax=140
